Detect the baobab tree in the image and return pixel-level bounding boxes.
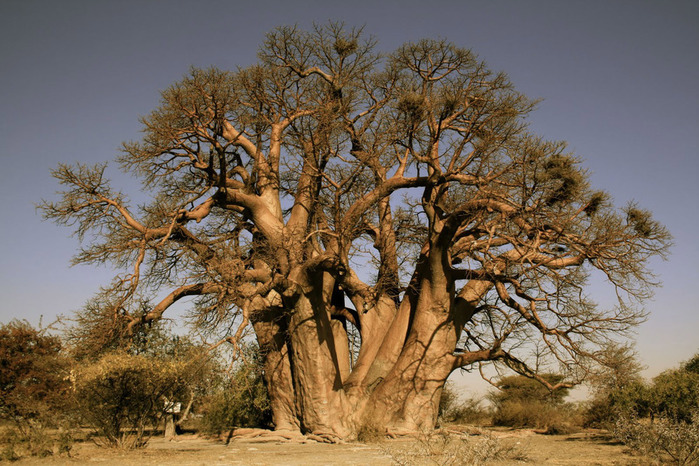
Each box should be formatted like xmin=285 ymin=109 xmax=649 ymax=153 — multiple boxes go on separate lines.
xmin=42 ymin=24 xmax=670 ymax=440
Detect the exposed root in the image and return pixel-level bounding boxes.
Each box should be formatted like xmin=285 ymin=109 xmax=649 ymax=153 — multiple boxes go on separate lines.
xmin=386 ymin=427 xmax=484 ymax=440
xmin=227 ymin=428 xmax=305 ymax=443
xmin=305 ymin=432 xmax=345 ymax=444
xmin=227 ymin=428 xmax=344 ymax=444
xmin=385 ymin=429 xmax=420 ymax=439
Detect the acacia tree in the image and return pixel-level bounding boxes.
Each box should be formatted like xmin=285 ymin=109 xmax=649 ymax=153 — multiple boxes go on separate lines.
xmin=42 ymin=24 xmax=670 ymax=439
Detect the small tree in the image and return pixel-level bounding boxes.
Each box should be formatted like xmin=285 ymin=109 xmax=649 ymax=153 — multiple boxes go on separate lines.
xmin=585 ymin=344 xmax=650 ymax=426
xmin=0 ymin=320 xmax=73 ymax=459
xmin=73 ymin=352 xmax=186 ymax=448
xmin=651 ymin=361 xmax=699 ymax=423
xmin=67 ymin=299 xmax=220 ymax=438
xmin=201 ymin=344 xmax=272 ymax=436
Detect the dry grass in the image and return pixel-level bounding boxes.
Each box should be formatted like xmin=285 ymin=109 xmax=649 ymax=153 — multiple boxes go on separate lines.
xmin=382 ymin=429 xmax=529 ymax=465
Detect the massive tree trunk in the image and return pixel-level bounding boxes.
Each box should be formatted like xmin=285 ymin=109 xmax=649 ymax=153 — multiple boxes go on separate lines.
xmin=252 ymin=236 xmax=466 ymax=438
xmin=267 ymin=266 xmax=351 ymax=437
xmin=252 ymin=310 xmax=299 ymax=431
xmin=287 ymin=290 xmax=350 ymax=436
xmin=258 ymin=295 xmax=459 ymax=437
xmin=365 ymin=291 xmax=458 ymax=431
xmin=358 ymin=233 xmax=458 ymax=432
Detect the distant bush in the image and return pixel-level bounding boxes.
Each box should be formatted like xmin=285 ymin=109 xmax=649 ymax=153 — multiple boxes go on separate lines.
xmin=200 ymin=345 xmax=272 ymax=437
xmin=488 ymin=374 xmax=578 ymax=432
xmin=490 ymin=373 xmax=570 ymax=406
xmin=438 ymin=383 xmax=489 ymax=425
xmin=490 ymin=399 xmax=581 ymax=433
xmin=1 ymin=427 xmax=73 ymax=461
xmin=492 ymin=399 xmax=548 ymax=428
xmin=651 ymin=367 xmax=699 ymax=423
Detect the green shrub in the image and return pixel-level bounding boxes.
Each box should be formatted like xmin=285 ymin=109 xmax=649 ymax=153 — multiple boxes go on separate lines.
xmin=200 ymin=346 xmax=271 ymax=436
xmin=651 ymin=368 xmax=699 ymax=423
xmin=73 ymin=352 xmax=184 ymax=448
xmin=584 ymin=379 xmax=652 ymax=427
xmin=684 ymin=354 xmax=699 ymax=375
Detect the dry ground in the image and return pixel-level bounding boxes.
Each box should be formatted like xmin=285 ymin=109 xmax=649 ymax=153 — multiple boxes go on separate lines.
xmin=10 ymin=428 xmax=645 ymax=465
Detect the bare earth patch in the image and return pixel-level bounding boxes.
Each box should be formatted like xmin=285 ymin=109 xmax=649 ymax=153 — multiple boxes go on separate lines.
xmin=11 ymin=429 xmax=643 ymax=465
xmin=490 ymin=429 xmax=645 ymax=465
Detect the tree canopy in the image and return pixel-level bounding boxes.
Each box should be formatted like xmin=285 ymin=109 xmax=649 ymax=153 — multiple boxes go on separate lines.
xmin=42 ymin=23 xmax=670 ymax=438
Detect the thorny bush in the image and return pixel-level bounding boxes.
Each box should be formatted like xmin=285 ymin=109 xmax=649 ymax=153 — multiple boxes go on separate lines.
xmin=614 ymin=411 xmax=699 ymax=465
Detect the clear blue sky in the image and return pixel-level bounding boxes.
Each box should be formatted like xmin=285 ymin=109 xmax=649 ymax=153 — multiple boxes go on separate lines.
xmin=1 ymin=0 xmax=697 ymax=389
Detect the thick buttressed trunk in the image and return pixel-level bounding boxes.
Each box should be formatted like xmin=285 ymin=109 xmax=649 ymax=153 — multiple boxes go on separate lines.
xmin=252 ymin=309 xmax=299 ymax=431
xmin=286 ymin=289 xmax=350 ymax=437
xmin=363 ymin=306 xmax=457 ymax=431
xmin=362 ymin=253 xmax=458 ymax=432
xmin=254 ymin=244 xmax=464 ymax=438
xmin=252 ymin=265 xmax=355 ymax=438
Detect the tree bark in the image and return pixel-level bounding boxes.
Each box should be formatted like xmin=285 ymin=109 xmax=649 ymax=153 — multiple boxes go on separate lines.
xmin=252 ymin=311 xmax=299 ymax=432
xmin=363 ymin=273 xmax=457 ymax=432
xmin=285 ymin=283 xmax=350 ymax=437
xmin=164 ymin=414 xmax=177 ymax=440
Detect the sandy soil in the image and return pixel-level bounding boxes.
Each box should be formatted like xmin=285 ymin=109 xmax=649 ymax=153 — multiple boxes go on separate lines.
xmin=491 ymin=429 xmax=645 ymax=465
xmin=11 ymin=429 xmax=645 ymax=465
